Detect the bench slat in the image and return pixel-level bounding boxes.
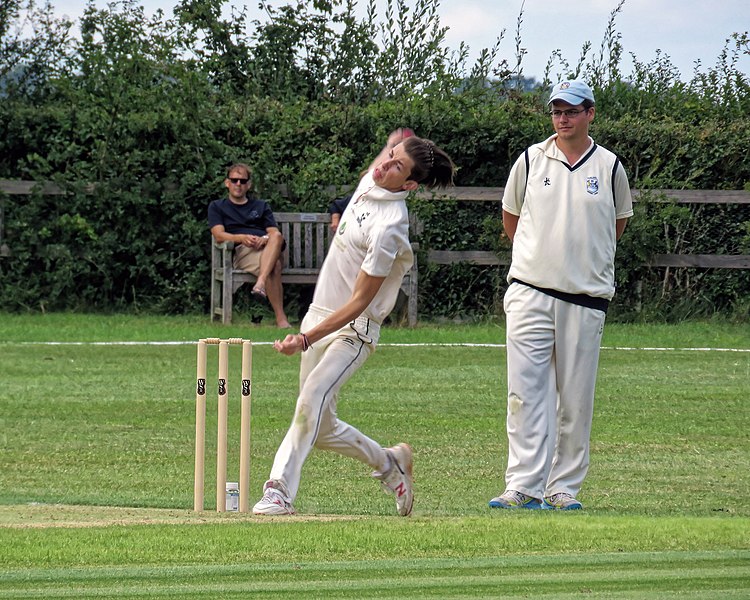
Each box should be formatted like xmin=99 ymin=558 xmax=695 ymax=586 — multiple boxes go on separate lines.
xmin=303 ymin=222 xmax=312 ymax=269
xmin=316 ymin=222 xmax=327 ymax=268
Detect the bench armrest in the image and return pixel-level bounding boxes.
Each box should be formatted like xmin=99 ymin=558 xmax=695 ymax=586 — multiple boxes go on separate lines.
xmin=213 ymin=239 xmax=236 ymax=251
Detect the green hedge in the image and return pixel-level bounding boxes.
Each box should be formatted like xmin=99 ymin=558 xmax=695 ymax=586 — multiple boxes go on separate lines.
xmin=1 ymin=0 xmax=748 ymax=321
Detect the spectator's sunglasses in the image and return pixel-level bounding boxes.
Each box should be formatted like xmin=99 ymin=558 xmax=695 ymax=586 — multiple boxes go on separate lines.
xmin=228 ymin=177 xmax=249 ymax=185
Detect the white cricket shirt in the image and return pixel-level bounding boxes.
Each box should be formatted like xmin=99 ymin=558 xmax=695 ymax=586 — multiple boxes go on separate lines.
xmin=312 ymin=171 xmax=413 ymax=324
xmin=502 ymin=135 xmax=634 ymax=300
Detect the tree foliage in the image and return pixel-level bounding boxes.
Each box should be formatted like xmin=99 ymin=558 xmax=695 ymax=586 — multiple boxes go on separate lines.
xmin=0 ymin=0 xmax=748 ymax=320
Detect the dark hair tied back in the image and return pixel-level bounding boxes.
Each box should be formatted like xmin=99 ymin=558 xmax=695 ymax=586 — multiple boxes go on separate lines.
xmin=403 ymin=136 xmax=455 ymax=190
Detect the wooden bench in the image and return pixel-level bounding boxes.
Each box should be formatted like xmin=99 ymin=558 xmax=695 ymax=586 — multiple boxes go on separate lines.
xmin=210 ymin=212 xmax=419 ymax=326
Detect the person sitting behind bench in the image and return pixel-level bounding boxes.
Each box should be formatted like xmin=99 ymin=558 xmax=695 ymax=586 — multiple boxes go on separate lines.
xmin=208 ymin=163 xmax=291 ymax=328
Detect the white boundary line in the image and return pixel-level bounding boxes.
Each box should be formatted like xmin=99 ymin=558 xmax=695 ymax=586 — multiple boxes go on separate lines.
xmin=4 ymin=341 xmax=750 ymax=352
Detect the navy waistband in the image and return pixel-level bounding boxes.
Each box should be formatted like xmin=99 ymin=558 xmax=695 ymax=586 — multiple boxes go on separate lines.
xmin=511 ymin=279 xmax=609 ymax=313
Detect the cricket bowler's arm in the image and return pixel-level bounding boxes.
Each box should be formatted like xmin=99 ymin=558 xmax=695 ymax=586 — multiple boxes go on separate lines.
xmin=274 ymin=270 xmax=385 ymax=355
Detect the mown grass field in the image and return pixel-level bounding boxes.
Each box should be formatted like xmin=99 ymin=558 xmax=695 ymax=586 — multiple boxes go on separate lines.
xmin=1 ymin=314 xmax=748 ymax=598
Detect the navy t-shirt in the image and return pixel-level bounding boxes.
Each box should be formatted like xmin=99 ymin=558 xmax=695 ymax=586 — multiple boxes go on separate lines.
xmin=328 ymin=194 xmax=352 ymax=215
xmin=207 ymin=197 xmax=278 ymax=237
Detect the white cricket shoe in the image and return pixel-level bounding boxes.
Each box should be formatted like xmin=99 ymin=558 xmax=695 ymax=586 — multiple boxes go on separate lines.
xmin=543 ymin=492 xmax=583 ymax=510
xmin=489 ymin=489 xmax=542 ymax=509
xmin=252 ymin=481 xmax=296 ymax=515
xmin=374 ymin=443 xmax=414 ymax=516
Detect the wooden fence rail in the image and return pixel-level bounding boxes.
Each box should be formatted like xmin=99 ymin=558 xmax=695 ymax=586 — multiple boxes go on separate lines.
xmin=414 ymin=187 xmax=750 ymax=270
xmin=3 ymin=181 xmax=750 ymax=271
xmin=4 ymin=180 xmax=749 ymax=203
xmin=412 ymin=187 xmax=750 ymax=205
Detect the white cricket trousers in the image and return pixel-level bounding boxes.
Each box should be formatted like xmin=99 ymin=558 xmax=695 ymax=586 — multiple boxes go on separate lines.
xmin=268 ymin=304 xmax=389 ymax=501
xmin=503 ymin=283 xmax=606 ymax=499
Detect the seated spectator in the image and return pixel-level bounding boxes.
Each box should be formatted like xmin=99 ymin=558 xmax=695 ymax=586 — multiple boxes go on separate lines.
xmin=208 ymin=163 xmax=291 ymax=328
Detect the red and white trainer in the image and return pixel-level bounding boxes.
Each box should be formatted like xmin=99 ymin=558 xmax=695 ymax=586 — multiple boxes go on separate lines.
xmin=374 ymin=443 xmax=414 ymax=517
xmin=252 ymin=481 xmax=296 ymax=515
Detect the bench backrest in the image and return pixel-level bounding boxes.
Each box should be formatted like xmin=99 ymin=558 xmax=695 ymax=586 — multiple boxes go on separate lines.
xmin=274 ymin=212 xmax=332 ymax=274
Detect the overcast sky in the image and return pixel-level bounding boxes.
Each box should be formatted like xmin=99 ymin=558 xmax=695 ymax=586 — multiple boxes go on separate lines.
xmin=50 ymin=0 xmax=748 ymax=82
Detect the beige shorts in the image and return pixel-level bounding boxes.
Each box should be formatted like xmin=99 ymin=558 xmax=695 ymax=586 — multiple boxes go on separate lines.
xmin=233 ymin=245 xmax=262 ymax=276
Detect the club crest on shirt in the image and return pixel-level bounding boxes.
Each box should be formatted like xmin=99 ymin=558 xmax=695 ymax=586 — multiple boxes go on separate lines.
xmin=586 ymin=177 xmax=599 ymax=195
xmin=338 ymin=222 xmax=347 ymax=235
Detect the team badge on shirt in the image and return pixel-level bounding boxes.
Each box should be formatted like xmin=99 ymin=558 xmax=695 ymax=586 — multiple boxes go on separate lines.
xmin=338 ymin=222 xmax=347 ymax=235
xmin=586 ymin=177 xmax=599 ymax=195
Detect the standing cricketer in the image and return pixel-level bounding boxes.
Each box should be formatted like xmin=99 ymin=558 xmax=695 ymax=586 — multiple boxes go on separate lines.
xmin=490 ymin=80 xmax=633 ymax=511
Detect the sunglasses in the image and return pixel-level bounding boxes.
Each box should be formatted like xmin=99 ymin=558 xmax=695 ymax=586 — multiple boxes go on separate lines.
xmin=228 ymin=177 xmax=249 ymax=185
